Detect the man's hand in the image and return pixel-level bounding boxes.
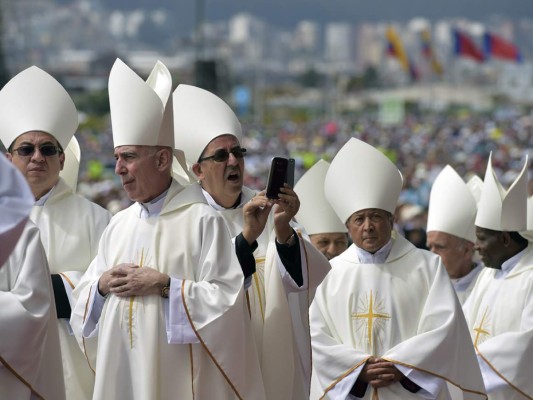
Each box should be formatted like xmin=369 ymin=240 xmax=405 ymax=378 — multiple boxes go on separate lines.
xmin=358 ymin=357 xmax=405 ymax=388
xmin=242 ymin=191 xmax=274 ymax=245
xmin=274 ymin=184 xmax=300 ymax=242
xmin=98 ymin=263 xmax=169 ymax=297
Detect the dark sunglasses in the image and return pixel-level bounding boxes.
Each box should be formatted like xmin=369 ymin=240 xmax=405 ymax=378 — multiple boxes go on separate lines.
xmin=198 ymin=147 xmax=247 ymax=163
xmin=12 ymin=144 xmax=61 ymax=157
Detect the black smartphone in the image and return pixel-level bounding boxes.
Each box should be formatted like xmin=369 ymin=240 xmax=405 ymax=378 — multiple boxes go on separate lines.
xmin=266 ymin=157 xmax=289 ymax=199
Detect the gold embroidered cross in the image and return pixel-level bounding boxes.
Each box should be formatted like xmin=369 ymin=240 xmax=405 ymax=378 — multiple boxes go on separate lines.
xmin=352 ymin=290 xmax=390 ymax=351
xmin=473 ymin=307 xmax=491 ymax=347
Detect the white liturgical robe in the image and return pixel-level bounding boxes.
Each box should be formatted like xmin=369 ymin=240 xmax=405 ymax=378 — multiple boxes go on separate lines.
xmin=70 ymin=180 xmax=263 ymax=400
xmin=310 ymin=234 xmax=487 ymax=400
xmin=464 ymin=243 xmax=533 ymax=400
xmin=206 ymin=186 xmax=331 ymax=400
xmin=0 ymin=222 xmax=65 ymax=400
xmin=31 ymin=177 xmax=110 ymax=400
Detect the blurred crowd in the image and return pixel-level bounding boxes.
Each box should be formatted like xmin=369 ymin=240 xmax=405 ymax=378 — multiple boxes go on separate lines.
xmin=76 ymin=108 xmax=533 ymax=245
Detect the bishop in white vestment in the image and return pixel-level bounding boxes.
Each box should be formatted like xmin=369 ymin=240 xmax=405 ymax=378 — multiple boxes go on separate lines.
xmin=310 ymin=138 xmax=486 ymax=400
xmin=173 ymin=84 xmax=331 ymax=399
xmin=464 ymin=153 xmax=533 ymax=399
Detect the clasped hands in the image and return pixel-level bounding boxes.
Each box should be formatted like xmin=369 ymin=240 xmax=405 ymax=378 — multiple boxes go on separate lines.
xmin=98 ymin=263 xmax=169 ymax=297
xmin=358 ymin=357 xmax=405 ymax=388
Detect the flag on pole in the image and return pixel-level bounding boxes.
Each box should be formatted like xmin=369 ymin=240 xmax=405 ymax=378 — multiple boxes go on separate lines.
xmin=483 ymin=32 xmax=522 ymax=62
xmin=453 ymin=29 xmax=484 ymax=62
xmin=386 ymin=26 xmax=419 ymax=81
xmin=420 ymin=28 xmax=443 ymax=76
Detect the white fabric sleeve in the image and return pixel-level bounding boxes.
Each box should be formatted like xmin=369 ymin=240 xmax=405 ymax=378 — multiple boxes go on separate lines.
xmin=275 ymin=239 xmax=309 ymax=293
xmin=327 ymin=365 xmax=363 ymax=399
xmin=395 ymin=365 xmax=443 ymax=399
xmin=478 ymin=354 xmax=508 ymax=393
xmin=82 ymin=282 xmax=106 ymax=338
xmin=165 ymin=277 xmax=200 ymax=344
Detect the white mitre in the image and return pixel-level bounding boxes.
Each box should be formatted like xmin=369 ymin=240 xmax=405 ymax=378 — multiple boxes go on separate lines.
xmin=324 ymin=138 xmax=403 ymax=224
xmin=0 ymin=65 xmax=78 ymax=149
xmin=520 ymin=195 xmax=533 ymax=242
xmin=109 ymin=58 xmax=174 ymax=147
xmin=466 ymin=174 xmax=483 ymax=206
xmin=59 ymin=135 xmax=81 ymax=191
xmin=173 ymin=84 xmax=242 ymax=164
xmin=294 ymin=159 xmax=347 ymax=235
xmin=475 ymin=153 xmax=528 ymax=232
xmin=0 ymin=155 xmax=34 ymax=266
xmin=427 ymin=165 xmax=477 ymax=243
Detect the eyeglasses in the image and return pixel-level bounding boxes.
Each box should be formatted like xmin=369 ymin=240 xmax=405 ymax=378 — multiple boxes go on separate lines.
xmin=198 ymin=147 xmax=247 ymax=163
xmin=11 ymin=144 xmax=61 ymax=157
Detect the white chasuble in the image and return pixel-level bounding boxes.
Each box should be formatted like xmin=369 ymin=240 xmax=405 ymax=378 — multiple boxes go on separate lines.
xmin=310 ymin=234 xmax=487 ymax=400
xmin=465 ymin=244 xmax=533 ymax=400
xmin=30 ymin=177 xmax=111 ymax=400
xmin=70 ymin=181 xmax=263 ymax=400
xmin=0 ymin=222 xmax=65 ymax=400
xmin=214 ymin=186 xmax=331 ymax=400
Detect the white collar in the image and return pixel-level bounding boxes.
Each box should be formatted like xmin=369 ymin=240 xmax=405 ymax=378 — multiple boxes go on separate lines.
xmin=201 ymin=187 xmax=246 ymax=210
xmin=34 ymin=185 xmax=56 ymax=206
xmin=495 ymin=247 xmax=527 ymax=279
xmin=354 ymin=239 xmax=393 ymax=264
xmin=135 ymin=189 xmax=168 ymax=218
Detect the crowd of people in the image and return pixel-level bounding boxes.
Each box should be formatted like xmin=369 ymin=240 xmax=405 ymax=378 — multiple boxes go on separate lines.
xmin=1 ymin=58 xmax=532 ymax=400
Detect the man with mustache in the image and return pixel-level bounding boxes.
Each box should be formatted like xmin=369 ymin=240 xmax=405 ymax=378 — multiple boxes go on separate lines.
xmin=294 ymin=159 xmax=349 ymax=261
xmin=310 ymin=138 xmax=486 ymax=400
xmin=173 ymin=84 xmax=330 ymax=399
xmin=464 ymin=153 xmax=533 ymax=399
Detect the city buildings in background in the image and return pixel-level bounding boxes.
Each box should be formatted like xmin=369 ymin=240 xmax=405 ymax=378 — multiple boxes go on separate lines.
xmin=2 ymin=0 xmax=533 ymax=111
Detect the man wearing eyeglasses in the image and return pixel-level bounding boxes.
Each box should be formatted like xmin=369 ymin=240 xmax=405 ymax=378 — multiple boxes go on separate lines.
xmin=0 ymin=66 xmax=111 ymax=400
xmin=174 ymin=84 xmax=331 ymax=400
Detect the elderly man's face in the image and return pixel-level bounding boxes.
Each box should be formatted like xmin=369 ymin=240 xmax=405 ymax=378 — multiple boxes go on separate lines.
xmin=427 ymin=231 xmax=474 ymax=279
xmin=114 ymin=145 xmax=164 ymax=203
xmin=310 ymin=232 xmax=349 ymax=260
xmin=192 ymin=134 xmax=245 ymax=208
xmin=347 ymin=208 xmax=393 ymax=254
xmin=6 ymin=131 xmax=64 ymax=199
xmin=474 ymin=226 xmax=508 ymax=269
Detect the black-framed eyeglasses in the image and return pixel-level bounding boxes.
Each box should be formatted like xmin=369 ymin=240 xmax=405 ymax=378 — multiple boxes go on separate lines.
xmin=11 ymin=144 xmax=61 ymax=157
xmin=198 ymin=147 xmax=247 ymax=163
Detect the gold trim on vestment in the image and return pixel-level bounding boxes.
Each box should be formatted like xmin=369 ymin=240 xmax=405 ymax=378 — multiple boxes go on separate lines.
xmin=58 ymin=272 xmax=75 ymax=290
xmin=81 ymin=290 xmax=96 ymax=374
xmin=381 ymin=358 xmax=488 ymax=398
xmin=0 ymin=356 xmax=46 ymax=399
xmin=180 ymin=279 xmax=244 ymax=400
xmin=320 ymin=357 xmax=370 ymax=400
xmin=475 ymin=350 xmax=532 ymax=399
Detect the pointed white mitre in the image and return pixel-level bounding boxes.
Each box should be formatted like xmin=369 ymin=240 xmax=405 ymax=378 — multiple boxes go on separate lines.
xmin=325 ymin=138 xmax=403 ymax=224
xmin=59 ymin=135 xmax=81 ymax=191
xmin=173 ymin=84 xmax=242 ymax=164
xmin=0 ymin=66 xmax=78 ymax=149
xmin=294 ymin=159 xmax=347 ymax=235
xmin=520 ymin=195 xmax=533 ymax=242
xmin=427 ymin=165 xmax=477 ymax=243
xmin=109 ymin=58 xmax=174 ymax=147
xmin=475 ymin=153 xmax=529 ymax=231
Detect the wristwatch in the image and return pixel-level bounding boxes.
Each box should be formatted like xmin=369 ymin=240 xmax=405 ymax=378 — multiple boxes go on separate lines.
xmin=277 ymin=232 xmax=296 ymax=247
xmin=161 ymin=277 xmax=171 ymax=298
